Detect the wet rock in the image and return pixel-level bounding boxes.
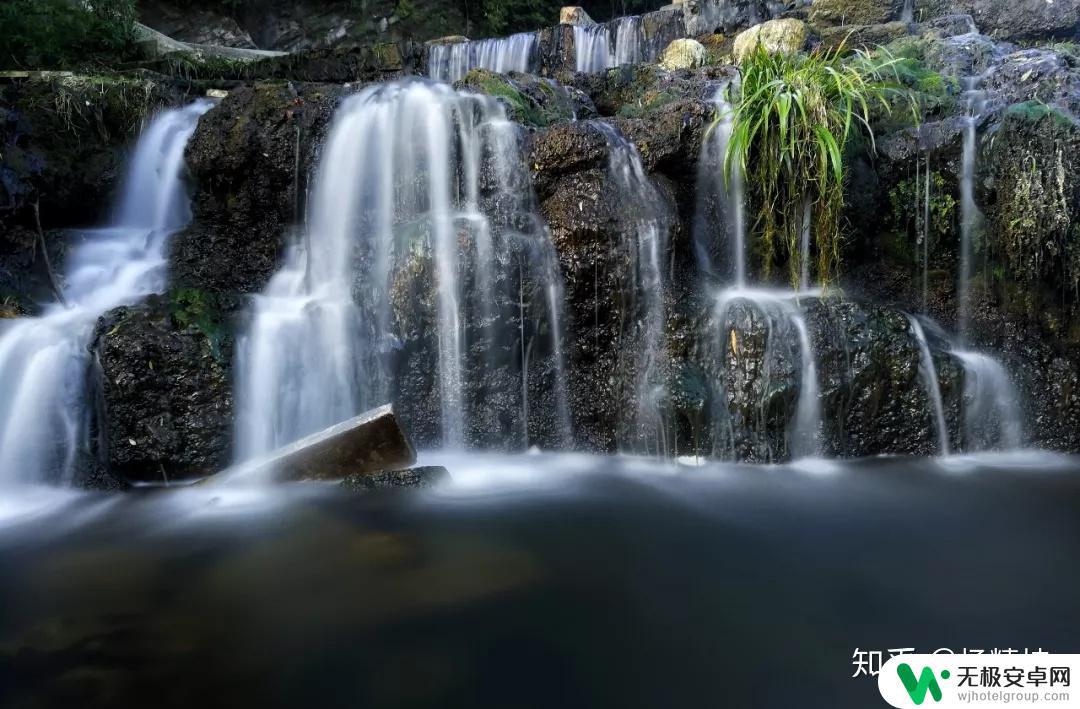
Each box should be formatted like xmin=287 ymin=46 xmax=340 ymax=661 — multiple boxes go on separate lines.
xmin=912 ymin=13 xmax=977 ymax=38
xmin=659 ymin=39 xmax=708 ymax=70
xmin=94 ymin=295 xmax=233 ymax=483
xmin=732 ymin=19 xmax=810 ymax=62
xmin=341 ymin=466 xmax=450 ymax=490
xmin=228 ymin=405 xmax=416 ymax=482
xmin=948 ymin=0 xmax=1080 ymax=42
xmin=171 ymin=82 xmax=344 ymax=297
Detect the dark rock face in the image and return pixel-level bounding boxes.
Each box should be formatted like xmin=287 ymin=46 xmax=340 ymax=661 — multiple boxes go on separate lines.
xmin=679 ymin=294 xmax=964 ymax=461
xmin=172 ymin=82 xmax=344 ymax=296
xmin=94 ymin=296 xmax=233 ymax=482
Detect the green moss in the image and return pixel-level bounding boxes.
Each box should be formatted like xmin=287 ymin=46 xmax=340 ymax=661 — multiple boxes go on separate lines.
xmin=888 ymin=170 xmax=957 ymax=255
xmin=1005 ymin=100 xmax=1076 ymax=130
xmin=169 ymin=288 xmax=226 ymax=359
xmin=616 ymin=89 xmax=680 ymax=119
xmin=460 ymin=69 xmax=570 ymax=127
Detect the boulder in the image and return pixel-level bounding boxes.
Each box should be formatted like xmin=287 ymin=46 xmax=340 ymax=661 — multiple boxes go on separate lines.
xmin=659 ymin=39 xmax=707 ymax=70
xmin=94 ymin=296 xmax=233 ymax=483
xmin=732 ymin=19 xmax=810 ymax=63
xmin=225 ymin=405 xmax=416 ymax=482
xmin=341 ymin=466 xmax=450 ymax=490
xmin=171 ymin=82 xmax=345 ymax=297
xmin=560 ymin=6 xmax=596 ymax=25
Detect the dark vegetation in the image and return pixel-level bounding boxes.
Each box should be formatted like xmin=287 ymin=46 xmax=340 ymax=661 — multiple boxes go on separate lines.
xmin=0 ymin=0 xmax=137 ymax=69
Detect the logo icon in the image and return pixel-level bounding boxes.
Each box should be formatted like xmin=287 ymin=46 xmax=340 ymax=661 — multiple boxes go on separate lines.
xmin=896 ymin=663 xmax=950 ymax=705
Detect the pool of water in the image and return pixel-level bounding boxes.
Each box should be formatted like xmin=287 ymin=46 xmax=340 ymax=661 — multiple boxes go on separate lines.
xmin=1 ymin=451 xmax=1078 ymax=708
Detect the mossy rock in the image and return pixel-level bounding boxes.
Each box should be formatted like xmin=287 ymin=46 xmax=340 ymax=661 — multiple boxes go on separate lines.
xmin=456 ymin=69 xmax=576 ymax=127
xmin=658 ymin=39 xmax=707 ymax=71
xmin=808 ymin=0 xmax=902 ymax=27
xmin=985 ymin=102 xmax=1080 ymax=308
xmin=818 ymin=22 xmax=909 ymax=53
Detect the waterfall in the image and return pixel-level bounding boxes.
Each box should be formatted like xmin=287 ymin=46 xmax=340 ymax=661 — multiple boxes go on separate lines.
xmin=612 ymin=17 xmax=644 ymax=66
xmin=900 ymin=0 xmax=914 ymax=23
xmin=711 ymin=289 xmax=822 ymax=460
xmin=593 ymin=122 xmax=671 ymax=454
xmin=908 ymin=316 xmax=950 ymax=455
xmin=953 ymin=350 xmax=1023 ymax=450
xmin=0 ymin=100 xmax=213 ymax=486
xmin=573 ymin=17 xmax=648 ymax=73
xmin=957 ymin=76 xmax=986 ymax=342
xmin=428 ymin=32 xmax=538 ymax=83
xmin=234 ymin=80 xmax=568 ymax=459
xmin=692 ymin=80 xmax=746 ymax=285
xmin=574 ymin=25 xmax=611 ymax=73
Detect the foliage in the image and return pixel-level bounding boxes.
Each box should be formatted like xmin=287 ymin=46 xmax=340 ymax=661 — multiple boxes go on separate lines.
xmin=170 ymin=288 xmax=226 ymax=359
xmin=725 ymin=45 xmax=904 ymax=287
xmin=0 ymin=0 xmax=135 ymax=69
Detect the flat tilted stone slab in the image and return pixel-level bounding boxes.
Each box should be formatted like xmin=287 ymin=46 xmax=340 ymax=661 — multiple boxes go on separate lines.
xmin=223 ymin=404 xmax=416 ymax=482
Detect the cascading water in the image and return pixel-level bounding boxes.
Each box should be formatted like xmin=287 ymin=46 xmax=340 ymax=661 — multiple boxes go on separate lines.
xmin=709 ymin=289 xmax=822 ymax=460
xmin=900 ymin=0 xmax=915 ymax=23
xmin=908 ymin=316 xmax=951 ymax=455
xmin=428 ymin=32 xmax=538 ymax=83
xmin=593 ymin=122 xmax=671 ymax=454
xmin=573 ymin=17 xmax=648 ymax=74
xmin=692 ymin=80 xmax=746 ymax=285
xmin=0 ymin=100 xmax=213 ymax=485
xmin=957 ymin=76 xmax=986 ymax=342
xmin=574 ymin=25 xmax=611 ymax=73
xmin=953 ymin=350 xmax=1023 ymax=450
xmin=234 ymin=80 xmax=569 ymax=460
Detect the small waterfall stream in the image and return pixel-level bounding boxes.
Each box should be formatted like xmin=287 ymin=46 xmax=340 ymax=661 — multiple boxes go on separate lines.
xmin=710 ymin=289 xmax=822 ymax=460
xmin=957 ymin=76 xmax=987 ymax=343
xmin=594 ymin=122 xmax=672 ymax=453
xmin=235 ymin=80 xmax=568 ymax=459
xmin=0 ymin=100 xmax=213 ymax=485
xmin=693 ymin=80 xmax=746 ymax=285
xmin=908 ymin=316 xmax=951 ymax=455
xmin=428 ymin=32 xmax=538 ymax=83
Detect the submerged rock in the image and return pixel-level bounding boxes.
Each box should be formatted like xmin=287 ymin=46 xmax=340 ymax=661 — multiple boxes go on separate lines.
xmin=341 ymin=466 xmax=450 ymax=490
